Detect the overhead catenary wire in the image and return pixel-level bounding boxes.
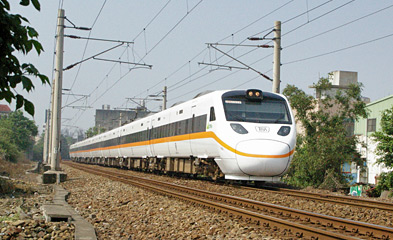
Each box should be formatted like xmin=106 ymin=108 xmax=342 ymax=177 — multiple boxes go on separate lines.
xmin=163 ymin=0 xmax=339 ymax=98
xmin=63 ymin=0 xmax=108 ymax=108
xmin=284 ymin=3 xmax=393 ymax=49
xmin=66 ymin=1 xmax=392 ymax=131
xmin=132 ymin=0 xmax=296 ymax=100
xmin=137 ymin=0 xmax=391 ymax=109
xmin=283 ymin=32 xmax=393 ymax=65
xmin=89 ymin=0 xmax=204 ymax=106
xmin=69 ymin=1 xmax=205 ymax=127
xmin=168 ymin=0 xmax=366 ymax=103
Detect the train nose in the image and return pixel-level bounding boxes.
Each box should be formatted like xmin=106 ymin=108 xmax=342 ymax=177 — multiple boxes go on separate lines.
xmin=235 ymin=140 xmax=291 ymax=176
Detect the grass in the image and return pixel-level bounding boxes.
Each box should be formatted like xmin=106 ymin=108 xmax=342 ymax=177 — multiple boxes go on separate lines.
xmin=0 ymin=157 xmax=37 ymax=195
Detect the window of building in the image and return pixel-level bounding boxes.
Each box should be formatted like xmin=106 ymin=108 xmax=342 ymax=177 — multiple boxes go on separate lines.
xmin=367 ymin=118 xmax=376 ymax=132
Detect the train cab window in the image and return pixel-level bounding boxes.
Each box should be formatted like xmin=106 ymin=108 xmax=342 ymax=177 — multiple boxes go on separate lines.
xmin=222 ymin=91 xmax=291 ymax=124
xmin=210 ymin=107 xmax=216 ymax=121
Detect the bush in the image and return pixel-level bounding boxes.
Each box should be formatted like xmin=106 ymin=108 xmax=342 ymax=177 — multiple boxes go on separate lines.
xmin=0 ymin=137 xmax=21 ymax=162
xmin=376 ymin=171 xmax=393 ymax=194
xmin=365 ymin=186 xmax=380 ymax=197
xmin=0 ymin=178 xmax=15 ymax=194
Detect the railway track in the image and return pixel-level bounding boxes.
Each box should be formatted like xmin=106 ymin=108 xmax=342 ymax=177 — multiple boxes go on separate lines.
xmin=64 ymin=161 xmax=393 ymax=239
xmin=240 ymin=185 xmax=393 ymax=213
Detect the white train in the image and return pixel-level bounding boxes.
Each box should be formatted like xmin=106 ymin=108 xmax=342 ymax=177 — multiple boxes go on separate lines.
xmin=70 ymin=89 xmax=296 ymax=182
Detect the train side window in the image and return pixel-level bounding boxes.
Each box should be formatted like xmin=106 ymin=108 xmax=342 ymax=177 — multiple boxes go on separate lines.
xmin=210 ymin=107 xmax=216 ymax=121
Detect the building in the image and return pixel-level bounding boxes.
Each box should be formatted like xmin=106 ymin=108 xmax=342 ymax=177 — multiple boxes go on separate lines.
xmin=0 ymin=104 xmax=12 ymax=119
xmin=304 ymin=71 xmax=373 ymax=184
xmin=354 ymin=95 xmax=393 ymax=184
xmin=95 ymin=105 xmax=151 ymax=132
xmin=297 ymin=70 xmax=363 ymax=136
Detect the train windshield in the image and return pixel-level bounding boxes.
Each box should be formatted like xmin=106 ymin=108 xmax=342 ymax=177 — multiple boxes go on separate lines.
xmin=222 ymin=94 xmax=291 ymax=124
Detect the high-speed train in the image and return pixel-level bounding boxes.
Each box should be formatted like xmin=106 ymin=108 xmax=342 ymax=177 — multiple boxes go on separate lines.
xmin=70 ymin=89 xmax=296 ymax=182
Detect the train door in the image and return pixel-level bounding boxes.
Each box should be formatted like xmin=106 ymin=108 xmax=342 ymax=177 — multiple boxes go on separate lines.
xmin=147 ymin=118 xmax=155 ymax=157
xmin=190 ymin=103 xmax=197 ymax=156
xmin=116 ymin=129 xmax=121 ymax=158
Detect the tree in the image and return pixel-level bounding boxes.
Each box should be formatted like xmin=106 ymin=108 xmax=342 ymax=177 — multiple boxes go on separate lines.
xmin=0 ymin=128 xmax=20 ymax=162
xmin=32 ymin=132 xmax=44 ymax=161
xmin=0 ymin=110 xmax=38 ymax=151
xmin=282 ymin=77 xmax=368 ymax=188
xmin=0 ymin=111 xmax=37 ymax=162
xmin=372 ymin=106 xmax=393 ymax=193
xmin=0 ymin=0 xmax=49 ymax=116
xmin=85 ymin=126 xmax=106 ymax=138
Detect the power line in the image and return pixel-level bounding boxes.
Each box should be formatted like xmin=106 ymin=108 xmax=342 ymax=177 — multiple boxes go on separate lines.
xmin=284 ymin=3 xmax=393 ymax=49
xmin=283 ymin=32 xmax=393 ymax=65
xmin=283 ymin=0 xmax=355 ymax=37
xmin=132 ymin=0 xmax=173 ymax=42
xmin=64 ymin=0 xmax=108 ymax=106
xmin=167 ymin=0 xmax=361 ymax=99
xmin=164 ymin=1 xmax=340 ymax=97
xmin=87 ymin=0 xmax=205 ymax=107
xmin=217 ymin=0 xmax=294 ymax=43
xmin=134 ymin=1 xmax=295 ymax=100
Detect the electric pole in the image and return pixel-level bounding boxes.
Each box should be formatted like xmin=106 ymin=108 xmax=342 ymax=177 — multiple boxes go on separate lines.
xmin=163 ymin=86 xmax=167 ymax=110
xmin=49 ymin=9 xmax=65 ymax=171
xmin=272 ymin=21 xmax=281 ymax=93
xmin=43 ymin=109 xmax=50 ymax=164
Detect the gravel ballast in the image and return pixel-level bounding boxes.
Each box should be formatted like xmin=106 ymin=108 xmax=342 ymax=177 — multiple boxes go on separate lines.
xmin=61 ymin=164 xmax=393 ymax=239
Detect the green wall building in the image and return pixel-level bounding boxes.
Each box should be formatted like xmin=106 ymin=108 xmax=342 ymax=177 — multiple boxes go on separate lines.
xmin=354 ymin=95 xmax=393 ymax=184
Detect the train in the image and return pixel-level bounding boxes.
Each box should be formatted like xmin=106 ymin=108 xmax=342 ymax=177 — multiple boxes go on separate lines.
xmin=69 ymin=89 xmax=296 ymax=182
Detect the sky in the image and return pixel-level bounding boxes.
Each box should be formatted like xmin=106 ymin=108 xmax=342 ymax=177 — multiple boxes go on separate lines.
xmin=3 ymin=0 xmax=393 ymax=136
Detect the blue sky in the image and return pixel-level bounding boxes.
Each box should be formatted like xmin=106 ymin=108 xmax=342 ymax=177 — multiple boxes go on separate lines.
xmin=3 ymin=0 xmax=393 ymax=134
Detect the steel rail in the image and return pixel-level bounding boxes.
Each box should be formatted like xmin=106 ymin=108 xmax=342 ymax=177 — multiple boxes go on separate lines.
xmin=241 ymin=185 xmax=393 ymax=213
xmin=64 ymin=162 xmax=393 ymax=239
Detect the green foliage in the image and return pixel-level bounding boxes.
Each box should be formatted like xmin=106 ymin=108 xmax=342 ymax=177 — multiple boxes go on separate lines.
xmin=0 ymin=111 xmax=37 ymax=151
xmin=376 ymin=172 xmax=393 ymax=193
xmin=372 ymin=106 xmax=393 ymax=195
xmin=282 ymin=76 xmax=368 ymax=189
xmin=0 ymin=111 xmax=37 ymax=162
xmin=372 ymin=107 xmax=393 ymax=168
xmin=0 ymin=132 xmax=21 ymax=162
xmin=0 ymin=0 xmax=49 ymax=116
xmin=0 ymin=178 xmax=16 ymax=195
xmin=32 ymin=133 xmax=44 ymax=161
xmin=85 ymin=126 xmax=106 ymax=138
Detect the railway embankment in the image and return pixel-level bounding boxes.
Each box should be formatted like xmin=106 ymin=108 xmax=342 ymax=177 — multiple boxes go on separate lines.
xmin=2 ymin=160 xmax=393 ymax=239
xmin=0 ymin=170 xmax=75 ymax=239
xmin=0 ymin=161 xmax=95 ymax=240
xmin=61 ymin=162 xmax=393 ymax=239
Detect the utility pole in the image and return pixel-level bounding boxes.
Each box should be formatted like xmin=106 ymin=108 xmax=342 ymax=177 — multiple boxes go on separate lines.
xmin=163 ymin=86 xmax=167 ymax=110
xmin=43 ymin=109 xmax=50 ymax=164
xmin=272 ymin=21 xmax=281 ymax=93
xmin=49 ymin=9 xmax=65 ymax=171
xmin=47 ymin=82 xmax=55 ymax=167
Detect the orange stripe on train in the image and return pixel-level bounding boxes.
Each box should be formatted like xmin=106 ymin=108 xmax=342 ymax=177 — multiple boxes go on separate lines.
xmin=70 ymin=131 xmax=295 ymax=159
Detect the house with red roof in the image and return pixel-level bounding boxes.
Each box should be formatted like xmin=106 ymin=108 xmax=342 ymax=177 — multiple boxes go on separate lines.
xmin=0 ymin=104 xmax=12 ymax=119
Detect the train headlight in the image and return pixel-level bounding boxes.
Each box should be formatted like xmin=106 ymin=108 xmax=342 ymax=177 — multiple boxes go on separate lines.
xmin=230 ymin=123 xmax=248 ymax=134
xmin=277 ymin=126 xmax=291 ymax=136
xmin=246 ymin=89 xmax=263 ymax=101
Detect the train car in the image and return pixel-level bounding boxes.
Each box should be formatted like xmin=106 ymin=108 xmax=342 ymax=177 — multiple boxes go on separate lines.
xmin=70 ymin=89 xmax=296 ymax=182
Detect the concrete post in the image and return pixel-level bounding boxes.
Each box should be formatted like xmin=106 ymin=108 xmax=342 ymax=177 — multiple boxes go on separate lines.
xmin=272 ymin=21 xmax=281 ymax=94
xmin=48 ymin=83 xmax=55 ymax=166
xmin=43 ymin=109 xmax=50 ymax=164
xmin=163 ymin=86 xmax=167 ymax=110
xmin=50 ymin=9 xmax=65 ymax=171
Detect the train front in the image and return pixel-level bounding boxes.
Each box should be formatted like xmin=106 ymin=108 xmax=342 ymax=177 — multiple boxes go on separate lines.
xmin=214 ymin=89 xmax=296 ymax=181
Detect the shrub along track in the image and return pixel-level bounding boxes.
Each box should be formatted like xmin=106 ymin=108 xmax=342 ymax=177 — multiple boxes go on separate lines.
xmin=64 ymin=161 xmax=393 ymax=239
